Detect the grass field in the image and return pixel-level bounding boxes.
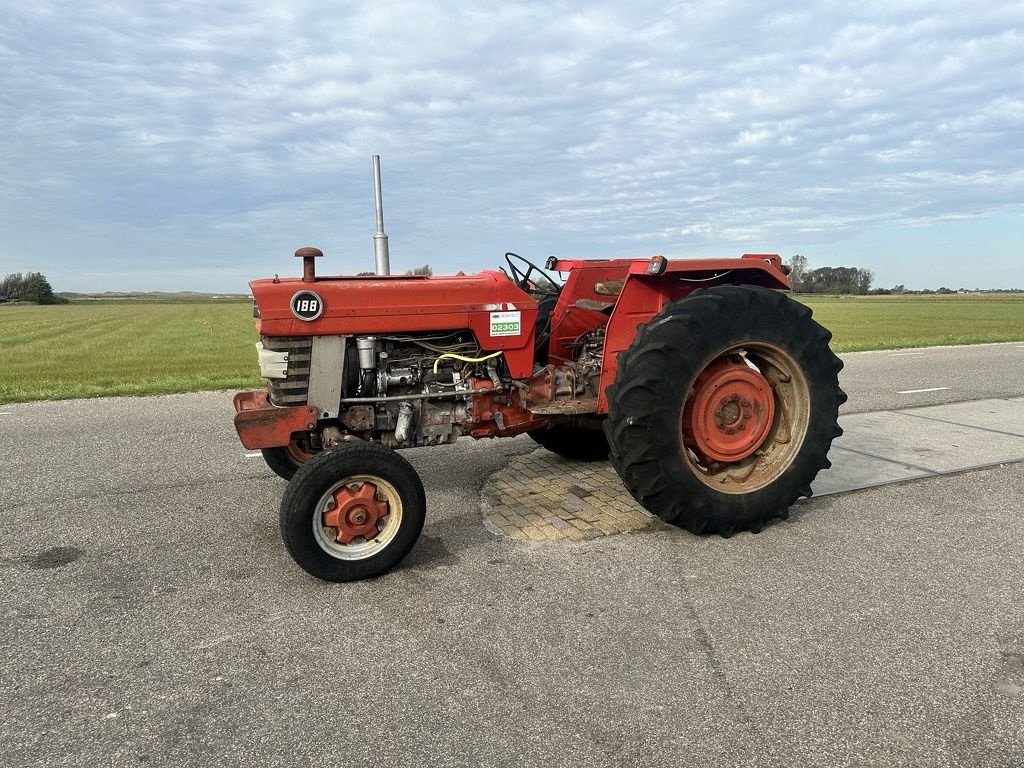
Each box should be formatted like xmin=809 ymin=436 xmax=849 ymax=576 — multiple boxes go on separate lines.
xmin=798 ymin=294 xmax=1024 ymax=352
xmin=1 ymin=294 xmax=1022 ymax=404
xmin=0 ymin=301 xmax=261 ymax=404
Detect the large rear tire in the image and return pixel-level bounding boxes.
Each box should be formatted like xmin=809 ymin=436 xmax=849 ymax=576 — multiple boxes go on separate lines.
xmin=604 ymin=285 xmax=845 ymax=535
xmin=527 ymin=425 xmax=610 ymax=461
xmin=280 ymin=443 xmax=426 ymax=582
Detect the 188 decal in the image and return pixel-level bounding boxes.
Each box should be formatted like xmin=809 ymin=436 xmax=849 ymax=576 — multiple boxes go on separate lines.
xmin=291 ymin=290 xmax=324 ymax=321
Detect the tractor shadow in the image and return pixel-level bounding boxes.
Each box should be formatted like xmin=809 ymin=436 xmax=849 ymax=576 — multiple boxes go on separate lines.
xmin=402 ymin=534 xmax=458 ymax=571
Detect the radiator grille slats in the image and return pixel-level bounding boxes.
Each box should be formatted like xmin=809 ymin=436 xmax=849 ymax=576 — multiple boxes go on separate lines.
xmin=262 ymin=336 xmax=311 ymax=405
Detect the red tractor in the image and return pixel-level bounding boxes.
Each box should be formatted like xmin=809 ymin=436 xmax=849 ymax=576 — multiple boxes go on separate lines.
xmin=234 ymin=246 xmax=845 ymax=582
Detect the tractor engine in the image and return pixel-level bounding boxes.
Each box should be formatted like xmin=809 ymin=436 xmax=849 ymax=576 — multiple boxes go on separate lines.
xmin=262 ymin=330 xmax=519 ymax=450
xmin=259 ymin=325 xmax=606 ymax=452
xmin=342 ymin=331 xmax=487 ymax=449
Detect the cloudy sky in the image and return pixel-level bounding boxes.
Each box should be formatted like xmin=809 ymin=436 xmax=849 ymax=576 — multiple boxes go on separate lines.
xmin=2 ymin=1 xmax=1022 ymax=292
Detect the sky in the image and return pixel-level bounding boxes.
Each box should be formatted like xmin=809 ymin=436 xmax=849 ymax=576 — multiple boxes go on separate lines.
xmin=1 ymin=0 xmax=1022 ymax=293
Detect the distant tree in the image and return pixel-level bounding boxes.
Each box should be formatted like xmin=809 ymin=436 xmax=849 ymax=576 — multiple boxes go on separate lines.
xmin=0 ymin=272 xmax=21 ymax=298
xmin=356 ymin=271 xmax=376 ymax=276
xmin=801 ymin=265 xmax=872 ymax=295
xmin=22 ymin=272 xmax=60 ymax=304
xmin=788 ymin=254 xmax=808 ymax=291
xmin=0 ymin=271 xmax=66 ymax=304
xmin=855 ymin=268 xmax=874 ymax=294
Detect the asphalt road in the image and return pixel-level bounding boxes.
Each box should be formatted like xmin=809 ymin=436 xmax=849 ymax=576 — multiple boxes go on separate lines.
xmin=837 ymin=341 xmax=1024 ymax=413
xmin=1 ymin=343 xmax=1023 ymax=767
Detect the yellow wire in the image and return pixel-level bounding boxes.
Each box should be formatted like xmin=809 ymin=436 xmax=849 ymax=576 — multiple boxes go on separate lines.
xmin=433 ymin=350 xmax=503 ymax=373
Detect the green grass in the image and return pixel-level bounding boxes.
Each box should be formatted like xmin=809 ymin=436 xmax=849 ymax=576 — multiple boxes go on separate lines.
xmin=0 ymin=301 xmax=261 ymax=404
xmin=1 ymin=294 xmax=1022 ymax=404
xmin=797 ymin=294 xmax=1024 ymax=352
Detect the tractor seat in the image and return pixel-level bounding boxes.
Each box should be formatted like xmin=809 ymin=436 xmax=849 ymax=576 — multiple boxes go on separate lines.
xmin=594 ymin=279 xmax=624 ymax=296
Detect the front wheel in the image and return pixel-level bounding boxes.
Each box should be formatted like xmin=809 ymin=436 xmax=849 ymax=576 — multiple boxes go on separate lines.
xmin=279 ymin=443 xmax=426 ymax=582
xmin=261 ymin=438 xmax=317 ymax=481
xmin=604 ymin=285 xmax=846 ymax=536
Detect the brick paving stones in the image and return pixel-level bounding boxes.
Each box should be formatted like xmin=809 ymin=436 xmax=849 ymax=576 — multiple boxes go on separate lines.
xmin=481 ymin=447 xmax=662 ymax=542
xmin=482 ymin=396 xmax=1024 ymax=542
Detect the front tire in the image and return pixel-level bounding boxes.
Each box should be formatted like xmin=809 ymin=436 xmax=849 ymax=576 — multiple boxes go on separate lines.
xmin=261 ymin=439 xmax=316 ymax=481
xmin=279 ymin=443 xmax=426 ymax=582
xmin=604 ymin=285 xmax=846 ymax=535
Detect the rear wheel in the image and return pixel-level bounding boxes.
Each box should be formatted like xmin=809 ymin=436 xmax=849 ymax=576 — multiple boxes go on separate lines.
xmin=604 ymin=285 xmax=845 ymax=535
xmin=279 ymin=443 xmax=426 ymax=582
xmin=528 ymin=425 xmax=610 ymax=461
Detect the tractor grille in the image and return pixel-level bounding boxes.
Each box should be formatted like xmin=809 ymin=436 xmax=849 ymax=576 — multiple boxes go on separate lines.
xmin=262 ymin=336 xmax=312 ymax=406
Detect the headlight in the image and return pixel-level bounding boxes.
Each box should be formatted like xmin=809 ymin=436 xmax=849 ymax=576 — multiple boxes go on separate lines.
xmin=646 ymin=255 xmax=667 ymax=275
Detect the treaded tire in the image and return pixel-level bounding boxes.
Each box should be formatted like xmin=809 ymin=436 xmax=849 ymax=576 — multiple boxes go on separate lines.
xmin=603 ymin=285 xmax=846 ymax=536
xmin=528 ymin=425 xmax=610 ymax=461
xmin=262 ymin=446 xmax=302 ymax=481
xmin=280 ymin=443 xmax=426 ymax=582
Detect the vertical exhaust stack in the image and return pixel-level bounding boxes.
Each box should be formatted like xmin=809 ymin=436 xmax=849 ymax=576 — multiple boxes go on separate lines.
xmin=372 ymin=155 xmax=391 ymax=276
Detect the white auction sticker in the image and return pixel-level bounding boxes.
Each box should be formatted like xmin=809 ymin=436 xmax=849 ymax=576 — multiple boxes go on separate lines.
xmin=489 ymin=311 xmax=521 ymax=337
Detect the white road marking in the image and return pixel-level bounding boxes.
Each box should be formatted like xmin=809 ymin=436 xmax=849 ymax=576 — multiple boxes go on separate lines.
xmin=889 ymin=352 xmax=925 ymax=356
xmin=246 ymin=452 xmax=262 ymax=458
xmin=194 ymin=633 xmax=241 ymax=650
xmin=896 ymin=387 xmax=951 ymax=394
xmin=0 ymin=412 xmax=12 ymax=416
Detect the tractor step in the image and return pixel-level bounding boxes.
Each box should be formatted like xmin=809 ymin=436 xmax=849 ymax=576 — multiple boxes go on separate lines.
xmin=528 ymin=397 xmax=599 ymax=416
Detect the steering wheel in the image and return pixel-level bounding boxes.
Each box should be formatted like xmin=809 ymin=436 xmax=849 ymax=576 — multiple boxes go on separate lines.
xmin=504 ymin=252 xmax=560 ymax=296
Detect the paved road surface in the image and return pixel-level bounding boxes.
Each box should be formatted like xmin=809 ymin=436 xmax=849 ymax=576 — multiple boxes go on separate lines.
xmin=838 ymin=341 xmax=1024 ymax=412
xmin=1 ymin=342 xmax=1023 ymax=767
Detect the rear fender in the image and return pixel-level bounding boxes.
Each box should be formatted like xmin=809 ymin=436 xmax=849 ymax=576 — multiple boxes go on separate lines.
xmin=595 ymin=259 xmax=790 ymax=412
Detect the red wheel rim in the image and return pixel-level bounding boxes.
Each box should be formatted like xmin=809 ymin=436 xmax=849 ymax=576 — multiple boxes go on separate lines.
xmin=285 ymin=440 xmax=316 ymax=465
xmin=322 ymin=482 xmax=390 ymax=545
xmin=683 ymin=356 xmax=776 ymax=463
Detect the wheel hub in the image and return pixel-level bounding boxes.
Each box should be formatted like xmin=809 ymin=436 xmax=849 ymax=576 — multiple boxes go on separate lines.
xmin=684 ymin=357 xmax=776 ymax=463
xmin=322 ymin=482 xmax=389 ymax=544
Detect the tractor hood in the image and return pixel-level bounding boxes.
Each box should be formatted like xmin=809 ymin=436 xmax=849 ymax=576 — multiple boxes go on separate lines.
xmin=249 ymin=270 xmax=540 ymax=377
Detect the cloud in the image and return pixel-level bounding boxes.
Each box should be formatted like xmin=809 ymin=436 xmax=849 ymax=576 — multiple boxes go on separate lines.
xmin=1 ymin=0 xmax=1022 ymax=290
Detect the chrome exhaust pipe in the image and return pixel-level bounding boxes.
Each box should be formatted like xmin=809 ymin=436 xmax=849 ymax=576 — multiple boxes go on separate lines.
xmin=372 ymin=155 xmax=390 ymax=275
